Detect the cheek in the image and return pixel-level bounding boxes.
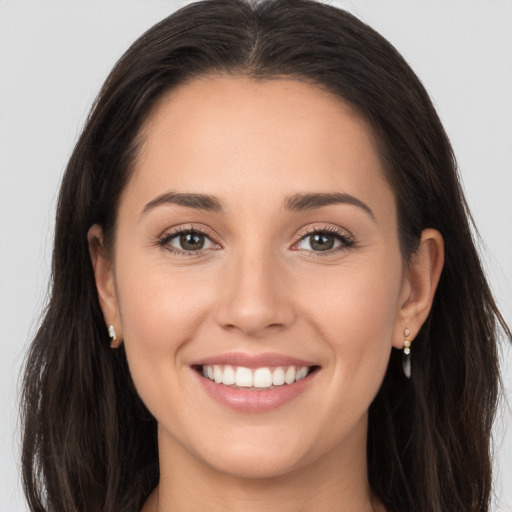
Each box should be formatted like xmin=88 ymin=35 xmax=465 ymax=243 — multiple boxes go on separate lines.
xmin=297 ymin=256 xmax=402 ymax=387
xmin=290 ymin=264 xmax=401 ymax=438
xmin=113 ymin=254 xmax=216 ymax=397
xmin=301 ymin=257 xmax=401 ymax=335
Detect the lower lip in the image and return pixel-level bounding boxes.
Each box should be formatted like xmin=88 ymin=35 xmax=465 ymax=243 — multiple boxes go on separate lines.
xmin=193 ymin=368 xmax=318 ymax=412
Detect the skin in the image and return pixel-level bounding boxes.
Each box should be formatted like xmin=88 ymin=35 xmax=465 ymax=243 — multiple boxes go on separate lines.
xmin=89 ymin=76 xmax=444 ymax=512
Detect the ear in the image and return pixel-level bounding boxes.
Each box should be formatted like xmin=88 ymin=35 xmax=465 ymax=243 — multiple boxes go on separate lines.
xmin=87 ymin=224 xmax=123 ymax=348
xmin=392 ymin=228 xmax=444 ymax=348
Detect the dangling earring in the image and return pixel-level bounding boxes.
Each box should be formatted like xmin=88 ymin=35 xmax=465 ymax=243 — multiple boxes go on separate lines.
xmin=402 ymin=328 xmax=412 ymax=378
xmin=108 ymin=324 xmax=119 ymax=348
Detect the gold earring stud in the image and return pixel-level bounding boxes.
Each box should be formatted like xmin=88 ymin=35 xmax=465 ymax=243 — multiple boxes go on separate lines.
xmin=108 ymin=325 xmax=117 ymax=346
xmin=402 ymin=328 xmax=412 ymax=378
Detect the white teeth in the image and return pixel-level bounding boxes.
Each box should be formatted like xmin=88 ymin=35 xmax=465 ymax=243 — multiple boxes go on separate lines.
xmin=201 ymin=364 xmax=313 ymax=388
xmin=235 ymin=367 xmax=253 ymax=387
xmin=296 ymin=367 xmax=308 ymax=381
xmin=272 ymin=367 xmax=285 ymax=386
xmin=285 ymin=366 xmax=296 ymax=384
xmin=223 ymin=365 xmax=235 ymax=385
xmin=253 ymin=368 xmax=273 ymax=388
xmin=213 ymin=365 xmax=223 ymax=384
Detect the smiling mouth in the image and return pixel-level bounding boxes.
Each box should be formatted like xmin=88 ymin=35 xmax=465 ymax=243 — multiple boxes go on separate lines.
xmin=193 ymin=364 xmax=320 ymax=390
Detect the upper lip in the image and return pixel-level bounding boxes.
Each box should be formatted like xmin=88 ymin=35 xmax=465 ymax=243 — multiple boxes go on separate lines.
xmin=190 ymin=352 xmax=318 ymax=369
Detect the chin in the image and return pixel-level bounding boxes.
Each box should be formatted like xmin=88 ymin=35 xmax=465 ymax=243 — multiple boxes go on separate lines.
xmin=205 ymin=449 xmax=308 ymax=480
xmin=187 ymin=424 xmax=322 ymax=480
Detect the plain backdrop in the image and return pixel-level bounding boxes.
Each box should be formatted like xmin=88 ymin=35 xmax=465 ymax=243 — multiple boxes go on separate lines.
xmin=0 ymin=1 xmax=511 ymax=510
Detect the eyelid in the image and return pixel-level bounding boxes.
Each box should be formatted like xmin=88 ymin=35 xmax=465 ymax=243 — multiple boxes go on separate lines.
xmin=157 ymin=224 xmax=223 ymax=253
xmin=291 ymin=223 xmax=356 ymax=253
xmin=156 ymin=222 xmax=355 ymax=256
xmin=295 ymin=223 xmax=351 ymax=239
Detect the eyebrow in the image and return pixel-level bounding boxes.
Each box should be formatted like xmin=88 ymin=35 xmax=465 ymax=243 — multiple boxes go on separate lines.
xmin=284 ymin=192 xmax=375 ymax=220
xmin=141 ymin=191 xmax=224 ymax=216
xmin=141 ymin=190 xmax=375 ymax=220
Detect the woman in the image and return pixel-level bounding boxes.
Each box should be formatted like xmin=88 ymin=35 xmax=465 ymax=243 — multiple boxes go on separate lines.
xmin=20 ymin=0 xmax=510 ymax=511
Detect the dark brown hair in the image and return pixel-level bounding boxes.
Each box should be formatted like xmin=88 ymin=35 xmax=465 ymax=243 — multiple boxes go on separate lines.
xmin=21 ymin=1 xmax=510 ymax=511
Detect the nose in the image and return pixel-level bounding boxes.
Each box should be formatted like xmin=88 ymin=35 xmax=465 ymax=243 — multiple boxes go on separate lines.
xmin=214 ymin=247 xmax=296 ymax=338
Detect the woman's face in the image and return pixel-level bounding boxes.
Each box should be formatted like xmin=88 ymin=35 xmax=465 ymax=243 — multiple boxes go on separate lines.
xmin=95 ymin=76 xmax=414 ymax=478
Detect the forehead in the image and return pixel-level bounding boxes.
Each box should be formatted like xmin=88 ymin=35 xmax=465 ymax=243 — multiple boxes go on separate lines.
xmin=123 ymin=75 xmax=394 ymax=217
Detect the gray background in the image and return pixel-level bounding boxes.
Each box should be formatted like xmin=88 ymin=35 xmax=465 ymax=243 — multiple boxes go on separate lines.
xmin=1 ymin=1 xmax=511 ymax=510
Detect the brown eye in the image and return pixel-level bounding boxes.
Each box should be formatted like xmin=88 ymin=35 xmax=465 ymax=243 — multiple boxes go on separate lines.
xmin=160 ymin=229 xmax=218 ymax=254
xmin=309 ymin=233 xmax=335 ymax=251
xmin=295 ymin=228 xmax=354 ymax=254
xmin=179 ymin=232 xmax=205 ymax=251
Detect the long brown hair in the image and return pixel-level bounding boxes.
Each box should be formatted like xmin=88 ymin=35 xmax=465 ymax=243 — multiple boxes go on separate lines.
xmin=21 ymin=1 xmax=510 ymax=511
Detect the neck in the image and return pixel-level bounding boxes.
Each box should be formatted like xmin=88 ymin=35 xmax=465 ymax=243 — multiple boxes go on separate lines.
xmin=143 ymin=421 xmax=384 ymax=512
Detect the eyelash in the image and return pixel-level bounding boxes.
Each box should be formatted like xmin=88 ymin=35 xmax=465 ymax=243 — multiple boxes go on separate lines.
xmin=157 ymin=224 xmax=355 ymax=257
xmin=157 ymin=225 xmax=220 ymax=256
xmin=293 ymin=225 xmax=356 ymax=255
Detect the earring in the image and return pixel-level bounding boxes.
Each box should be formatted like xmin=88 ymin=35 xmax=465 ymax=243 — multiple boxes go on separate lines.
xmin=402 ymin=328 xmax=412 ymax=378
xmin=108 ymin=325 xmax=117 ymax=346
